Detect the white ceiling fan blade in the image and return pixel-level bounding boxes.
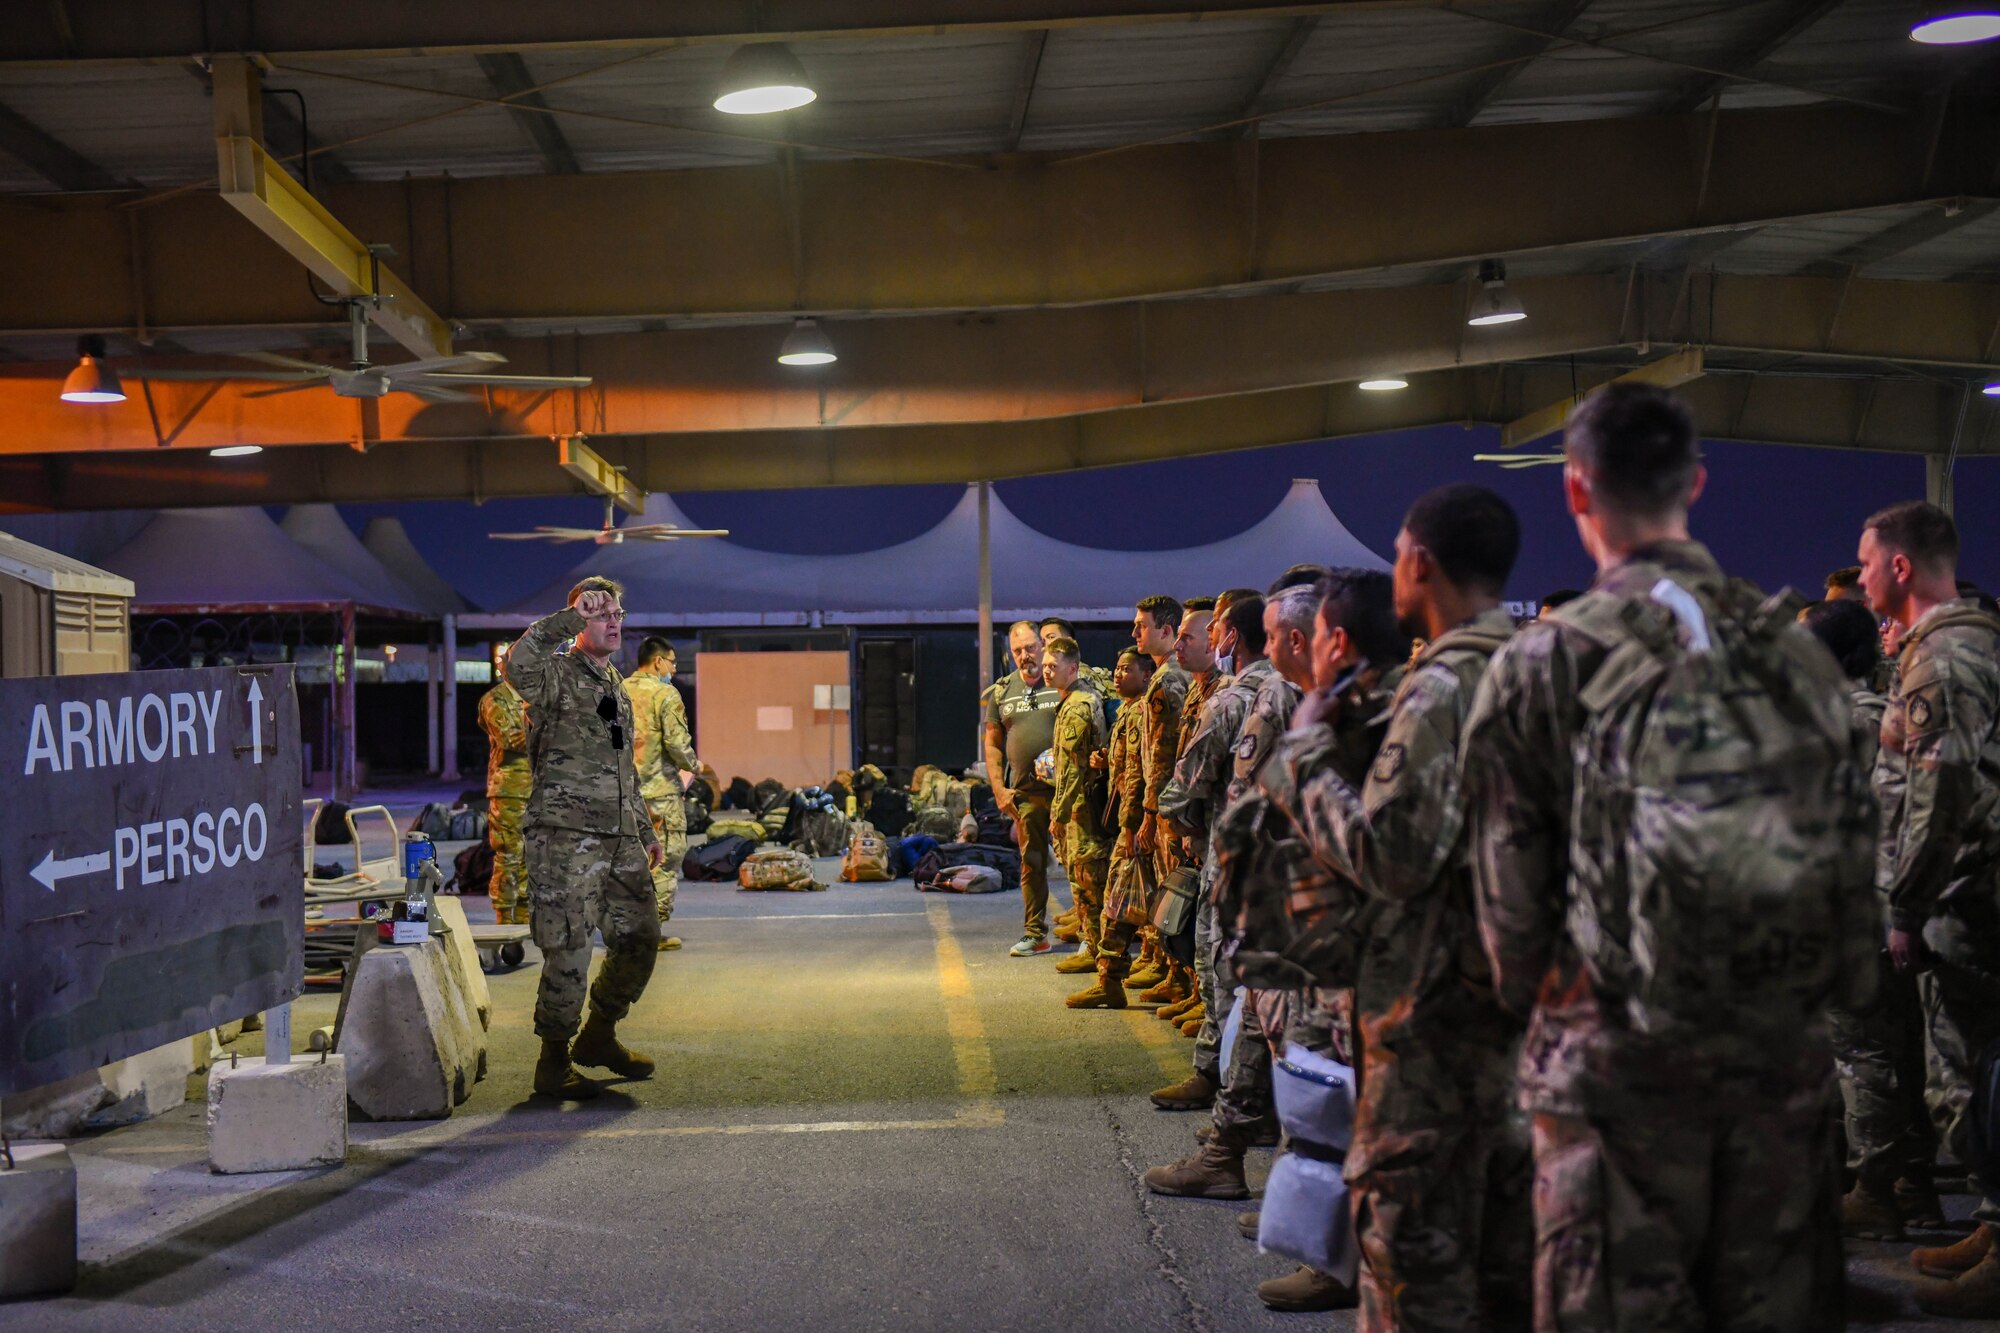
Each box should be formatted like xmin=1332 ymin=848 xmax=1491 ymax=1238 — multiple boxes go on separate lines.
xmin=417 ymin=372 xmax=595 ymax=390
xmin=489 ymin=526 xmax=602 ymax=542
xmin=619 ymin=525 xmax=732 ymax=540
xmin=373 ymin=351 xmax=507 ymax=380
xmin=400 ymin=383 xmax=478 ymax=404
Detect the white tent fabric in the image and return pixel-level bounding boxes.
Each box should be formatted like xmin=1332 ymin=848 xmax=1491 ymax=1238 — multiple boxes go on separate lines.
xmin=478 ymin=479 xmax=1385 ymax=627
xmin=102 ymin=508 xmax=397 ymax=611
xmin=363 ymin=516 xmax=474 ymax=615
xmin=281 ymin=505 xmax=428 ymax=615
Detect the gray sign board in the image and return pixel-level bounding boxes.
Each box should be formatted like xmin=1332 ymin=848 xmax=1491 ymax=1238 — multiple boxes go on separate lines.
xmin=0 ymin=665 xmax=302 ymax=1095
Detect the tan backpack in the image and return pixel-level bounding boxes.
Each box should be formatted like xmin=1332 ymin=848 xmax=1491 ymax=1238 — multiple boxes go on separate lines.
xmin=840 ymin=821 xmax=893 ymax=882
xmin=737 ymin=847 xmax=822 ymax=892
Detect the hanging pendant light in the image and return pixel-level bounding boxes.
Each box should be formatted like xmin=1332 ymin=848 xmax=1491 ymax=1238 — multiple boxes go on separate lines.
xmin=1911 ymin=5 xmax=2000 ymax=43
xmin=1466 ymin=259 xmax=1527 ymax=327
xmin=210 ymin=445 xmax=264 ymax=457
xmin=60 ymin=334 xmax=126 ymax=403
xmin=777 ymin=319 xmax=837 ymax=366
xmin=714 ymin=43 xmax=817 ymax=115
xmin=1359 ymin=378 xmax=1409 ymax=392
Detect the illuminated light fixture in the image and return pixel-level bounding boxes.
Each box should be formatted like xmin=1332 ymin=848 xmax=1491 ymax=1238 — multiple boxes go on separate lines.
xmin=1359 ymin=378 xmax=1409 ymax=392
xmin=1467 ymin=259 xmax=1526 ymax=327
xmin=209 ymin=445 xmax=264 ymax=457
xmin=1985 ymin=381 xmax=2000 ymax=396
xmin=60 ymin=334 xmax=125 ymax=403
xmin=714 ymin=43 xmax=817 ymax=114
xmin=777 ymin=318 xmax=837 ymax=366
xmin=1911 ymin=5 xmax=2000 ymax=43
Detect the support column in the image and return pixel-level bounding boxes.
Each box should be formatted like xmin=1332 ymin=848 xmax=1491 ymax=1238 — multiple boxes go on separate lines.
xmin=336 ymin=604 xmax=358 ymax=800
xmin=426 ymin=623 xmax=441 ymax=775
xmin=1927 ymin=452 xmax=1956 ymax=518
xmin=440 ymin=614 xmax=461 ymax=783
xmin=976 ymin=481 xmax=993 ymax=763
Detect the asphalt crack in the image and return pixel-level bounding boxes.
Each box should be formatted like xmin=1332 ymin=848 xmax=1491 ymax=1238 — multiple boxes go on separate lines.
xmin=1086 ymin=1060 xmax=1215 ymax=1333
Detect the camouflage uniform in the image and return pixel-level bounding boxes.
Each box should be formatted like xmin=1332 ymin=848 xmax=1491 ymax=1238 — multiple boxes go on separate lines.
xmin=1460 ymin=541 xmax=1875 ymax=1332
xmin=1293 ymin=609 xmax=1531 ymax=1331
xmin=1874 ymin=599 xmax=2000 ymax=1227
xmin=507 ymin=608 xmax=662 ymax=1043
xmin=1050 ymin=684 xmax=1112 ymax=955
xmin=1100 ymin=690 xmax=1151 ymax=967
xmin=1161 ymin=658 xmax=1275 ymax=1084
xmin=624 ymin=671 xmax=698 ymax=922
xmin=478 ymin=680 xmax=532 ymax=924
xmin=1142 ymin=661 xmax=1194 ymax=883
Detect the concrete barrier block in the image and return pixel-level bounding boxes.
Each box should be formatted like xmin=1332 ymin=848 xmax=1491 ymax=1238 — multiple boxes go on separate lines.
xmin=206 ymin=1057 xmax=348 ymax=1174
xmin=0 ymin=1074 xmax=108 ymax=1140
xmin=191 ymin=1030 xmax=214 ymax=1073
xmin=341 ymin=939 xmax=467 ymax=1121
xmin=0 ymin=1143 xmax=78 ymax=1298
xmin=84 ymin=1039 xmax=193 ymax=1130
xmin=431 ymin=896 xmax=492 ymax=1031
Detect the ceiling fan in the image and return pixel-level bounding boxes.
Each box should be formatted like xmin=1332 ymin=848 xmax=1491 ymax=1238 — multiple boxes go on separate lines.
xmin=1473 ymin=452 xmax=1566 ymax=470
xmin=133 ymin=301 xmax=592 ymax=404
xmin=489 ymin=495 xmax=731 ymax=545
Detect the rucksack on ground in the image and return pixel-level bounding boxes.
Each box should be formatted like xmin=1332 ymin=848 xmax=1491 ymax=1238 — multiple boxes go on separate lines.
xmin=841 ymin=822 xmax=893 ymax=882
xmin=908 ymin=806 xmax=957 ymax=839
xmin=414 ymin=802 xmax=453 ymax=839
xmin=936 ymin=841 xmax=1021 ymax=893
xmin=917 ymin=865 xmax=1004 ymax=894
xmin=1564 ymin=575 xmax=1876 ymax=1035
xmin=791 ymin=804 xmax=850 ymax=858
xmin=751 ymin=777 xmax=787 ymax=815
xmin=684 ymin=834 xmax=757 ymax=882
xmin=448 ymin=842 xmax=493 ymax=895
xmin=706 ymin=816 xmax=767 ymax=843
xmin=684 ymin=790 xmax=712 ymax=836
xmin=448 ymin=807 xmax=487 ymax=842
xmin=759 ymin=801 xmax=792 ymax=837
xmin=738 ymin=847 xmax=824 ymax=892
xmin=864 ymin=787 xmax=913 ymax=837
xmin=893 ymin=835 xmax=941 ymax=877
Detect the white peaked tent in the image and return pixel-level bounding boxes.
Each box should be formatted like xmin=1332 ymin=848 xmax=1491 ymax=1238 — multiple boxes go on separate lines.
xmin=479 ymin=478 xmax=1386 ymax=627
xmin=363 ymin=516 xmax=474 ymax=615
xmin=102 ymin=508 xmax=387 ymax=611
xmin=281 ymin=505 xmax=428 ymax=615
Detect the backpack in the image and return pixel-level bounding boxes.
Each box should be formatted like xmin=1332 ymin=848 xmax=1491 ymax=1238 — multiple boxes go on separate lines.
xmin=449 ymin=841 xmax=493 ymax=895
xmin=865 ymin=788 xmax=913 ymax=837
xmin=968 ymin=781 xmax=996 ymax=815
xmin=683 ymin=834 xmax=757 ymax=882
xmin=893 ymin=835 xmax=941 ymax=877
xmin=791 ymin=804 xmax=851 ymax=858
xmin=722 ymin=777 xmax=755 ymax=811
xmin=759 ymin=802 xmax=792 ymax=837
xmin=738 ymin=847 xmax=824 ymax=892
xmin=752 ymin=778 xmax=788 ymax=815
xmin=908 ymin=806 xmax=957 ymax=839
xmin=1563 ymin=575 xmax=1876 ymax=1036
xmin=414 ymin=802 xmax=454 ymax=840
xmin=973 ymin=808 xmax=1015 ymax=849
xmin=936 ymin=841 xmax=1021 ymax=893
xmin=683 ymin=791 xmax=712 ymax=836
xmin=840 ymin=822 xmax=894 ymax=882
xmin=918 ymin=865 xmax=1005 ymax=894
xmin=448 ymin=808 xmax=487 ymax=842
xmin=942 ymin=779 xmax=973 ymax=825
xmin=312 ymin=800 xmax=353 ymax=845
xmin=707 ymin=816 xmax=767 ymax=843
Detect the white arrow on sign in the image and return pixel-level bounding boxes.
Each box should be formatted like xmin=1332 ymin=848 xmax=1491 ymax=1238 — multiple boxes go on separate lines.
xmin=32 ymin=848 xmax=110 ymax=892
xmin=246 ymin=676 xmax=264 ymax=764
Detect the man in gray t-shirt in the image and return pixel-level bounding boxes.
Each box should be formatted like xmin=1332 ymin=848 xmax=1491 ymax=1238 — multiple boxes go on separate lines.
xmin=983 ymin=620 xmax=1063 ymax=955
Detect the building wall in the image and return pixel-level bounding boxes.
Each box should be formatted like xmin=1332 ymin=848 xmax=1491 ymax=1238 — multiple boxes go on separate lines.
xmin=696 ymin=650 xmax=852 ymax=791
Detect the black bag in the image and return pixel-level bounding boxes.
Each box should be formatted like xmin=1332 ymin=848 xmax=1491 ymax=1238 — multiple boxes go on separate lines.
xmin=449 ymin=842 xmax=493 ymax=895
xmin=414 ymin=802 xmax=454 ymax=839
xmin=752 ymin=777 xmax=788 ymax=815
xmin=936 ymin=840 xmax=1021 ymax=893
xmin=1969 ymin=1037 xmax=2000 ymax=1191
xmin=865 ymin=787 xmax=914 ymax=837
xmin=722 ymin=777 xmax=755 ymax=811
xmin=968 ymin=781 xmax=996 ymax=815
xmin=684 ymin=790 xmax=712 ymax=836
xmin=973 ymin=808 xmax=1015 ymax=849
xmin=448 ymin=808 xmax=487 ymax=841
xmin=312 ymin=800 xmax=353 ymax=845
xmin=683 ymin=834 xmax=757 ymax=882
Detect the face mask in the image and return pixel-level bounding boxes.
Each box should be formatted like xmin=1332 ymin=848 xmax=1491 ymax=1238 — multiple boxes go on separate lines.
xmin=1215 ymin=652 xmax=1234 ymax=676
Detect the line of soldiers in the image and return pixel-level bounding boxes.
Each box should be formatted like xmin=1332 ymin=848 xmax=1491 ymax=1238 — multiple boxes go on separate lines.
xmin=1015 ymin=382 xmax=2000 ymax=1327
xmin=482 ymin=594 xmax=702 ymax=1098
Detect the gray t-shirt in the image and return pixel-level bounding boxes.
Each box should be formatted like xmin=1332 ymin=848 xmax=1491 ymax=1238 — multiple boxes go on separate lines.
xmin=984 ymin=670 xmax=1061 ymax=792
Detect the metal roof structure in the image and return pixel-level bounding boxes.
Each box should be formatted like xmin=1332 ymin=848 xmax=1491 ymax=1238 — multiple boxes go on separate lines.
xmin=0 ymin=2 xmax=1995 ymax=508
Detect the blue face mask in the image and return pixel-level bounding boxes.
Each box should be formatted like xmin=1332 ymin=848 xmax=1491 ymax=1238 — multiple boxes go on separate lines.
xmin=1215 ymin=652 xmax=1234 ymax=676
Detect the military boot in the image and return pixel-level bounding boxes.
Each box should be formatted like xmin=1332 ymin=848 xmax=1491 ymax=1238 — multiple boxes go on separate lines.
xmin=1257 ymin=1266 xmax=1356 ymax=1312
xmin=1054 ymin=946 xmax=1099 ymax=975
xmin=1917 ymin=1228 xmax=2000 ymax=1319
xmin=1236 ymin=1210 xmax=1261 ymax=1241
xmin=1142 ymin=1141 xmax=1249 ymax=1200
xmin=1149 ymin=1070 xmax=1218 ymax=1111
xmin=657 ymin=935 xmax=683 ymax=952
xmin=1898 ymin=1175 xmax=1948 ymax=1231
xmin=1053 ymin=921 xmax=1082 ymax=944
xmin=1138 ymin=973 xmax=1185 ymax=1006
xmin=1178 ymin=1004 xmax=1207 ymax=1037
xmin=570 ymin=1011 xmax=656 ymax=1079
xmin=1065 ymin=979 xmax=1128 ymax=1009
xmin=1201 ymin=1120 xmax=1278 ymax=1148
xmin=1914 ymin=1225 xmax=1996 ymax=1280
xmin=1159 ymin=993 xmax=1200 ymax=1022
xmin=1841 ymin=1182 xmax=1904 ymax=1240
xmin=1124 ymin=958 xmax=1168 ymax=990
xmin=532 ymin=1038 xmax=599 ymax=1100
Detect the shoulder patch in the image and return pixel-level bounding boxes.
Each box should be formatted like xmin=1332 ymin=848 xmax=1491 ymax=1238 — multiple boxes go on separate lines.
xmin=1235 ymin=732 xmax=1258 ymax=760
xmin=1906 ymin=692 xmax=1933 ymax=731
xmin=1372 ymin=742 xmax=1407 ymax=784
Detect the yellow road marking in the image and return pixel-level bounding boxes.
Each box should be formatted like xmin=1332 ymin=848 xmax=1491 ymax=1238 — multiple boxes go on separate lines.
xmin=924 ymin=899 xmax=1003 ymax=1123
xmin=1120 ymin=999 xmax=1198 ymax=1083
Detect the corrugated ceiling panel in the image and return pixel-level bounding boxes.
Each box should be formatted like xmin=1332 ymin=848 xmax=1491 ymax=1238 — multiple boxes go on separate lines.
xmin=0 ymin=64 xmax=210 ymax=187
xmin=1015 ymin=19 xmax=1280 ymax=151
xmin=1869 ymin=209 xmax=2000 ymax=282
xmin=1712 ymin=210 xmax=1922 ymax=274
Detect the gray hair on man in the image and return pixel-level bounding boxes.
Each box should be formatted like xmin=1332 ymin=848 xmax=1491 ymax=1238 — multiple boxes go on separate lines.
xmin=1268 ymin=585 xmax=1318 ymax=637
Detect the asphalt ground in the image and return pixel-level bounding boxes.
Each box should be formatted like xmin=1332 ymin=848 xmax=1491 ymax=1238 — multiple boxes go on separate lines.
xmin=6 ymin=856 xmax=1981 ymax=1332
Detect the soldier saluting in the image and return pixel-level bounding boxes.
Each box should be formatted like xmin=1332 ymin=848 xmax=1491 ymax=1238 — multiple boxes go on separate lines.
xmin=506 ymin=576 xmax=665 ymax=1101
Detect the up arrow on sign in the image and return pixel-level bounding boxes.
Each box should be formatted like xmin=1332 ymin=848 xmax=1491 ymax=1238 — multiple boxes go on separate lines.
xmin=31 ymin=848 xmax=110 ymax=891
xmin=246 ymin=676 xmax=264 ymax=764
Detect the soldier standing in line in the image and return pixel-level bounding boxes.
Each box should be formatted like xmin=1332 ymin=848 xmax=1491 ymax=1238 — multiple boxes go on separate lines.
xmin=1460 ymin=384 xmax=1877 ymax=1330
xmin=1044 ymin=638 xmax=1114 ymax=985
xmin=1293 ymin=485 xmax=1532 ymax=1331
xmin=478 ymin=654 xmax=531 ymax=925
xmin=983 ymin=620 xmax=1066 ymax=957
xmin=624 ymin=637 xmax=699 ymax=953
xmin=1131 ymin=594 xmax=1191 ymax=999
xmin=507 ymin=576 xmax=665 ymax=1101
xmin=1160 ymin=596 xmax=1222 ymax=1038
xmin=1856 ymin=501 xmax=2000 ymax=1318
xmin=1090 ymin=649 xmax=1158 ymax=989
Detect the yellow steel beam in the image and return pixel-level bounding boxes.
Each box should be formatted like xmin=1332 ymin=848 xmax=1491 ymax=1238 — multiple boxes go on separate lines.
xmin=1500 ymin=348 xmax=1706 ymax=450
xmin=209 ymin=56 xmax=452 ymax=359
xmin=556 ymin=435 xmax=645 ymax=513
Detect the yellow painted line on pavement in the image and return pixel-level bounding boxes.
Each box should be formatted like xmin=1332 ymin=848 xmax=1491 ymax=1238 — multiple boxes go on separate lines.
xmin=924 ymin=899 xmax=1004 ymax=1125
xmin=1121 ymin=999 xmax=1199 ymax=1084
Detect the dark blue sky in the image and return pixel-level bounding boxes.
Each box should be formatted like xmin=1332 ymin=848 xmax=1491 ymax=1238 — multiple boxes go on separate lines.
xmin=343 ymin=424 xmax=2000 ymax=613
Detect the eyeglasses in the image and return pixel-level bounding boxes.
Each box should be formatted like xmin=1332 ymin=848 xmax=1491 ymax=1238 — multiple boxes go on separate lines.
xmin=597 ymin=694 xmax=626 ymax=750
xmin=587 ymin=609 xmax=628 ymax=624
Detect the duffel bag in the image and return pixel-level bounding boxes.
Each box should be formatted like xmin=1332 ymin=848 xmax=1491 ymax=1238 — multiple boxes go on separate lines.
xmin=684 ymin=834 xmax=756 ymax=882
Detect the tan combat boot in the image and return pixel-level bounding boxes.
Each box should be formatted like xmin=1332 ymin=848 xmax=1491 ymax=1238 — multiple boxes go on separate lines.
xmin=657 ymin=934 xmax=683 ymax=952
xmin=1159 ymin=993 xmax=1200 ymax=1022
xmin=1054 ymin=947 xmax=1099 ymax=975
xmin=1917 ymin=1226 xmax=2000 ymax=1319
xmin=1124 ymin=958 xmax=1168 ymax=990
xmin=1065 ymin=979 xmax=1129 ymax=1009
xmin=1178 ymin=1004 xmax=1207 ymax=1037
xmin=1236 ymin=1210 xmax=1261 ymax=1240
xmin=1149 ymin=1070 xmax=1218 ymax=1111
xmin=1841 ymin=1182 xmax=1905 ymax=1240
xmin=1257 ymin=1266 xmax=1356 ymax=1312
xmin=1142 ymin=1141 xmax=1249 ymax=1199
xmin=570 ymin=1011 xmax=656 ymax=1078
xmin=1053 ymin=921 xmax=1082 ymax=944
xmin=1138 ymin=973 xmax=1185 ymax=1006
xmin=1915 ymin=1225 xmax=1996 ymax=1279
xmin=532 ymin=1038 xmax=599 ymax=1100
